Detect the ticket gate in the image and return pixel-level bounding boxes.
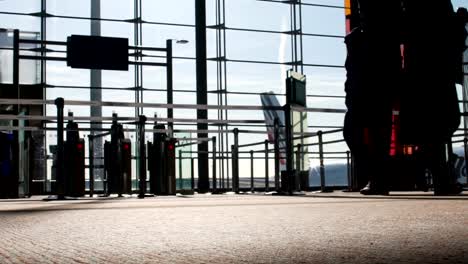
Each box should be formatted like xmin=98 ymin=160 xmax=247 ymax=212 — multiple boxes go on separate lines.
xmin=104 ymin=118 xmax=132 ymax=196
xmin=0 ymin=132 xmax=15 ymax=198
xmin=63 ymin=119 xmax=85 ymax=197
xmin=148 ymin=123 xmax=177 ymax=195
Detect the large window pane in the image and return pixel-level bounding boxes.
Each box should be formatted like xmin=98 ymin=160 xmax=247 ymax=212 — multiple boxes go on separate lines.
xmin=0 ymin=0 xmax=40 ymax=13
xmin=47 ymin=0 xmax=90 ymax=17
xmin=142 ymin=0 xmax=194 ymax=25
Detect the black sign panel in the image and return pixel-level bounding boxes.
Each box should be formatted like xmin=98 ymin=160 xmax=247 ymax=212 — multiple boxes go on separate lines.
xmin=286 ymin=71 xmax=307 ymax=107
xmin=66 ymin=35 xmax=129 ymax=71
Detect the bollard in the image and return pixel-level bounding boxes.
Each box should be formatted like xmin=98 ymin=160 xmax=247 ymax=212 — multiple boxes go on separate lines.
xmin=212 ymin=136 xmax=217 ymax=192
xmin=264 ymin=140 xmax=269 ymax=192
xmin=318 ymin=131 xmax=326 ymax=192
xmin=250 ymin=150 xmax=254 ymax=193
xmin=88 ymin=135 xmax=94 ymax=197
xmin=274 ymin=118 xmax=280 ymax=192
xmin=138 ymin=115 xmax=147 ymax=198
xmin=55 ymin=98 xmax=65 ymax=199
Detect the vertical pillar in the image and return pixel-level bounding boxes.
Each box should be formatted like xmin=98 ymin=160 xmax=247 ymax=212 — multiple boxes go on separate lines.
xmin=138 ymin=115 xmax=147 ymax=198
xmin=167 ymin=39 xmax=174 ymax=134
xmin=55 ymin=98 xmax=65 ymax=199
xmin=196 ymin=0 xmax=209 ymax=192
xmin=88 ymin=135 xmax=94 ymax=197
xmin=13 ymin=30 xmax=19 ymax=101
xmin=90 ymin=0 xmax=103 ymax=182
xmin=41 ymin=0 xmax=48 ymax=194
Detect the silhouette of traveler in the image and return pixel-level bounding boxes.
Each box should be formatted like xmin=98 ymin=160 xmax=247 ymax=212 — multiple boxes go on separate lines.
xmin=399 ymin=1 xmax=466 ymax=195
xmin=343 ymin=0 xmax=401 ymax=195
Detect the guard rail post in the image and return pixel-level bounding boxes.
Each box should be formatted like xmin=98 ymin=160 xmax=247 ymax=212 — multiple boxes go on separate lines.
xmin=88 ymin=135 xmax=94 ymax=197
xmin=274 ymin=118 xmax=280 ymax=192
xmin=264 ymin=140 xmax=269 ymax=192
xmin=212 ymin=136 xmax=217 ymax=193
xmin=318 ymin=130 xmax=326 ymax=192
xmin=250 ymin=150 xmax=254 ymax=193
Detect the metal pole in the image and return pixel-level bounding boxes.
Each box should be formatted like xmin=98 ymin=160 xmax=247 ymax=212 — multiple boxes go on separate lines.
xmin=41 ymin=0 xmax=47 ymax=194
xmin=88 ymin=135 xmax=94 ymax=197
xmin=274 ymin=118 xmax=280 ymax=192
xmin=179 ymin=149 xmax=183 ymax=190
xmin=346 ymin=150 xmax=351 ymax=191
xmin=195 ymin=0 xmax=209 ymax=193
xmin=55 ymin=98 xmax=65 ymax=199
xmin=90 ymin=0 xmax=103 ymax=184
xmin=295 ymin=144 xmax=301 ymax=191
xmin=212 ymin=136 xmax=217 ymax=192
xmin=264 ymin=140 xmax=269 ymax=192
xmin=318 ymin=130 xmax=326 ymax=192
xmin=13 ymin=30 xmax=19 ymax=102
xmin=13 ymin=30 xmax=20 ymax=198
xmin=138 ymin=115 xmax=147 ymax=198
xmin=232 ymin=128 xmax=239 ymax=193
xmin=284 ymin=104 xmax=293 ymax=194
xmin=250 ymin=150 xmax=254 ymax=193
xmin=191 ymin=157 xmax=195 ymax=191
xmin=166 ymin=39 xmax=174 ymax=134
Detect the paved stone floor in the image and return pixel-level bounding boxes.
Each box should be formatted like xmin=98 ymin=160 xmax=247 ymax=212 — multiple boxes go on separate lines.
xmin=0 ymin=192 xmax=467 ymax=264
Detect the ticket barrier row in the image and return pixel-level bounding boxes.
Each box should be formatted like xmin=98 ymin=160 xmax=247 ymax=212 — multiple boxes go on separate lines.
xmin=1 ymin=114 xmax=176 ymax=198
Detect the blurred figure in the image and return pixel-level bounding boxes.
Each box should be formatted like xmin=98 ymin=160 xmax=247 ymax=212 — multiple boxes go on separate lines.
xmin=344 ymin=0 xmax=401 ymax=195
xmin=399 ymin=1 xmax=466 ymax=195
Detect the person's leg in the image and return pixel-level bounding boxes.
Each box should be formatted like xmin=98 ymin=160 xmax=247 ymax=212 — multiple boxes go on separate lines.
xmin=430 ymin=142 xmax=463 ymax=195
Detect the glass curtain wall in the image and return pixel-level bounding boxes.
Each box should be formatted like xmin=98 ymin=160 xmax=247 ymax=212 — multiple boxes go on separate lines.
xmin=4 ymin=0 xmax=464 ymax=189
xmin=0 ymin=0 xmax=354 ymax=190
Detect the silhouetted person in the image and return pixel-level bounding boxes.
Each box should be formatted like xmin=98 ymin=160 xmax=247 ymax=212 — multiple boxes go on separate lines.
xmin=108 ymin=114 xmax=125 ymax=196
xmin=344 ymin=0 xmax=401 ymax=195
xmin=399 ymin=1 xmax=465 ymax=195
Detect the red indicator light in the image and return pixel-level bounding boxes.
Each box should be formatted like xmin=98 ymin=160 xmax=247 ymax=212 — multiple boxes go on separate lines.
xmin=123 ymin=144 xmax=130 ymax=150
xmin=168 ymin=144 xmax=174 ymax=151
xmin=77 ymin=143 xmax=84 ymax=150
